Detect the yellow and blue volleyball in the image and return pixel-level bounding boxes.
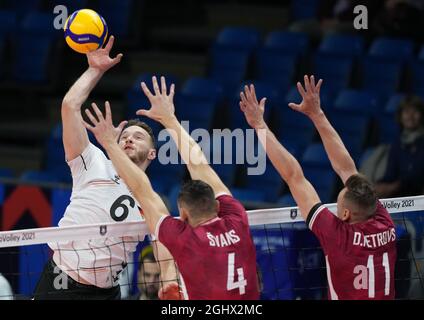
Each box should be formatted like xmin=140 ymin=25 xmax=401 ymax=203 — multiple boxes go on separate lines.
xmin=64 ymin=9 xmax=108 ymax=54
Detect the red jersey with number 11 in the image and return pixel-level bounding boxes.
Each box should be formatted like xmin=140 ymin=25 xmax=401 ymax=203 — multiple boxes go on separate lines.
xmin=307 ymin=201 xmax=397 ymax=300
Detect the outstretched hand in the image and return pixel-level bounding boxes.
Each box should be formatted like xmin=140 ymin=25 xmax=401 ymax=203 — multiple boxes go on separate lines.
xmin=288 ymin=75 xmax=323 ymax=118
xmin=239 ymin=84 xmax=267 ymax=129
xmin=82 ymin=101 xmax=127 ymax=148
xmin=137 ymin=76 xmax=176 ymax=125
xmin=87 ymin=35 xmax=123 ymax=73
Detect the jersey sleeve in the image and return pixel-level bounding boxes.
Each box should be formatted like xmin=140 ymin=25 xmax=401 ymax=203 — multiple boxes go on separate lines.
xmin=155 ymin=216 xmax=189 ymax=257
xmin=67 ymin=143 xmax=107 ymax=178
xmin=306 ymin=203 xmax=347 ymax=250
xmin=216 ymin=193 xmax=248 ymax=224
xmin=375 ymin=200 xmax=395 ymax=227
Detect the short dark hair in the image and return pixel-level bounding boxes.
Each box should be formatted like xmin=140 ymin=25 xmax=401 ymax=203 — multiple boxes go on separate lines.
xmin=120 ymin=119 xmax=156 ymax=148
xmin=344 ymin=174 xmax=378 ymax=219
xmin=396 ymin=95 xmax=424 ymax=129
xmin=177 ymin=180 xmax=217 ymax=218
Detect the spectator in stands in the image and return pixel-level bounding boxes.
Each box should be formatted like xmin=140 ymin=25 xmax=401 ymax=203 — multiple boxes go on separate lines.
xmin=0 ymin=273 xmax=13 ymax=300
xmin=375 ymin=96 xmax=424 ymax=198
xmin=132 ymin=246 xmax=161 ymax=300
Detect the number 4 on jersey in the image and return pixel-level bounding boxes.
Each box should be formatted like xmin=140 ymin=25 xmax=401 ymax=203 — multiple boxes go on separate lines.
xmin=227 ymin=252 xmax=247 ymax=295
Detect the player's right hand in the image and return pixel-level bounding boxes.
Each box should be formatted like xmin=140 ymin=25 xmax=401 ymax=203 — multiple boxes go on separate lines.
xmin=87 ymin=35 xmax=123 ymax=73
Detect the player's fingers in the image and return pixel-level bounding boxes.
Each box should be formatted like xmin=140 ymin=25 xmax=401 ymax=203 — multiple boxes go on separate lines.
xmin=240 ymin=92 xmax=248 ymax=105
xmin=259 ymin=97 xmax=267 ymax=109
xmin=316 ymin=79 xmax=323 ymax=93
xmin=91 ymin=102 xmax=104 ymax=121
xmin=304 ymin=74 xmax=311 ymax=92
xmin=104 ymin=35 xmax=114 ymax=52
xmin=250 ymin=84 xmax=258 ymax=102
xmin=112 ymin=53 xmax=123 ymax=66
xmin=85 ymin=108 xmax=99 ymax=125
xmin=117 ymin=120 xmax=128 ymax=133
xmin=288 ymin=102 xmax=300 ymax=110
xmin=244 ymin=85 xmax=251 ymax=101
xmin=152 ymin=76 xmax=161 ymax=95
xmin=82 ymin=120 xmax=95 ymax=131
xmin=297 ymin=82 xmax=306 ymax=98
xmin=169 ymin=83 xmax=175 ymax=99
xmin=239 ymin=101 xmax=246 ymax=112
xmin=105 ymin=101 xmax=112 ymax=122
xmin=310 ymin=75 xmax=316 ymax=91
xmin=136 ymin=109 xmax=151 ymax=118
xmin=161 ymin=76 xmax=167 ymax=96
xmin=141 ymin=82 xmax=153 ymax=99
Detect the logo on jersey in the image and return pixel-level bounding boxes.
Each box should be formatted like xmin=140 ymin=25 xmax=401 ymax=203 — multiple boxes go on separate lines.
xmin=99 ymin=225 xmax=107 ymax=236
xmin=111 ymin=175 xmax=121 ymax=185
xmin=290 ymin=209 xmax=297 ymax=219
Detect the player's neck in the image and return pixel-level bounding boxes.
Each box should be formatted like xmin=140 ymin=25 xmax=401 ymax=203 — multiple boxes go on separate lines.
xmin=190 ymin=214 xmax=218 ymax=227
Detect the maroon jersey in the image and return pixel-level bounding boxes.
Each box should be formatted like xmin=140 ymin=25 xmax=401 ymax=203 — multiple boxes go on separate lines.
xmin=156 ymin=194 xmax=259 ymax=300
xmin=307 ymin=201 xmax=397 ymax=300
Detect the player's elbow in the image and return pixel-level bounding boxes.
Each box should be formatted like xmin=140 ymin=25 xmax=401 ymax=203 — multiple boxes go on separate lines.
xmin=284 ymin=166 xmax=305 ymax=187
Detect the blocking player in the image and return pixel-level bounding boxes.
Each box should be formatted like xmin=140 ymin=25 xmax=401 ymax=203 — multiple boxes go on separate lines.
xmin=33 ymin=36 xmax=177 ymax=300
xmin=239 ymin=75 xmax=397 ymax=300
xmin=83 ymin=76 xmax=260 ymax=300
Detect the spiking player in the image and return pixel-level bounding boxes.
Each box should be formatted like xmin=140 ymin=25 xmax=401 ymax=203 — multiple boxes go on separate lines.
xmin=83 ymin=76 xmax=260 ymax=300
xmin=33 ymin=36 xmax=177 ymax=300
xmin=240 ymin=75 xmax=397 ymax=299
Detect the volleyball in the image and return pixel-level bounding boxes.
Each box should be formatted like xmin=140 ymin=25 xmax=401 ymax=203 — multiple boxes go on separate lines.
xmin=63 ymin=9 xmax=108 ymax=54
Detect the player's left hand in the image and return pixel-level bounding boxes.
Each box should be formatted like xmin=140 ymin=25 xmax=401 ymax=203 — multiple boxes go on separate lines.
xmin=137 ymin=76 xmax=176 ymax=126
xmin=288 ymin=75 xmax=323 ymax=119
xmin=158 ymin=282 xmax=184 ymax=300
xmin=83 ymin=101 xmax=127 ymax=147
xmin=239 ymin=84 xmax=267 ymax=129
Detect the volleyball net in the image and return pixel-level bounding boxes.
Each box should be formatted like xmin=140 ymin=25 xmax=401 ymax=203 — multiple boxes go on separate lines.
xmin=0 ymin=195 xmax=423 ymax=300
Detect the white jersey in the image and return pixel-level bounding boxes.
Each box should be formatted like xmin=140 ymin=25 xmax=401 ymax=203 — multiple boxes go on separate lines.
xmin=49 ymin=143 xmax=145 ymax=288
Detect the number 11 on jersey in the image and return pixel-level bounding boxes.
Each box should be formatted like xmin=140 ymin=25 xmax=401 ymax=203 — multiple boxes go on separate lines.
xmin=227 ymin=252 xmax=247 ymax=295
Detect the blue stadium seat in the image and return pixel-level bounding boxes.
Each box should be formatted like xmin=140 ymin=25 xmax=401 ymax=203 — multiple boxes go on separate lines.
xmin=166 ymin=184 xmax=181 ymax=216
xmin=0 ymin=168 xmax=13 ymax=178
xmin=211 ymin=163 xmax=237 ymax=187
xmin=20 ymin=170 xmax=60 ymax=184
xmin=12 ymin=34 xmax=54 ymax=82
xmin=385 ymin=93 xmax=405 ymax=114
xmin=313 ymin=53 xmax=353 ymax=92
xmin=277 ymin=194 xmax=296 ymax=207
xmin=148 ymin=160 xmax=185 ymax=196
xmin=52 ymin=0 xmax=88 ymax=13
xmin=181 ymin=77 xmax=224 ymax=103
xmin=0 ymin=10 xmax=17 ymax=37
xmin=245 ymin=162 xmax=284 ymax=202
xmin=10 ymin=0 xmax=42 ymax=15
xmin=264 ymin=31 xmax=309 ymax=56
xmin=333 ymin=89 xmax=380 ymax=116
xmin=215 ymin=27 xmax=260 ymax=52
xmin=255 ymin=48 xmax=296 ymax=88
xmin=175 ymin=97 xmax=217 ymax=130
xmin=361 ymin=57 xmax=402 ymax=96
xmin=210 ymin=46 xmax=250 ymax=97
xmin=301 ymin=143 xmax=330 ymax=168
xmin=230 ymin=188 xmax=266 ymax=203
xmin=302 ymin=167 xmax=336 ymax=203
xmin=318 ymin=34 xmax=365 ymax=58
xmin=20 ymin=12 xmax=60 ymax=38
xmin=410 ymin=60 xmax=424 ymax=95
xmin=98 ymin=0 xmax=134 ymax=38
xmin=290 ymin=0 xmax=320 ymax=21
xmin=368 ymin=37 xmax=414 ymax=63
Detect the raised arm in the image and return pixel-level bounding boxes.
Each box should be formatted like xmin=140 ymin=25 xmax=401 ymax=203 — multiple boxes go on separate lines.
xmin=62 ymin=36 xmax=123 ymax=161
xmin=137 ymin=76 xmax=231 ymax=196
xmin=239 ymin=85 xmax=320 ymax=219
xmin=288 ymin=75 xmax=357 ymax=184
xmin=83 ymin=102 xmax=169 ymax=234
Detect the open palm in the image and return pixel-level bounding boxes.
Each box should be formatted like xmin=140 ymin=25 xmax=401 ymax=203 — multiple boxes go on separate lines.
xmin=87 ymin=36 xmax=123 ymax=72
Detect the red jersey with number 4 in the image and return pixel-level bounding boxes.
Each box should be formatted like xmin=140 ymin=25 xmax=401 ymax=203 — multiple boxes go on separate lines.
xmin=307 ymin=201 xmax=397 ymax=300
xmin=156 ymin=194 xmax=259 ymax=300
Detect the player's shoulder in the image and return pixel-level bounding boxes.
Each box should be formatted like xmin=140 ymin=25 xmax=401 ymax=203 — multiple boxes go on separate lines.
xmin=306 ymin=203 xmax=332 ymax=229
